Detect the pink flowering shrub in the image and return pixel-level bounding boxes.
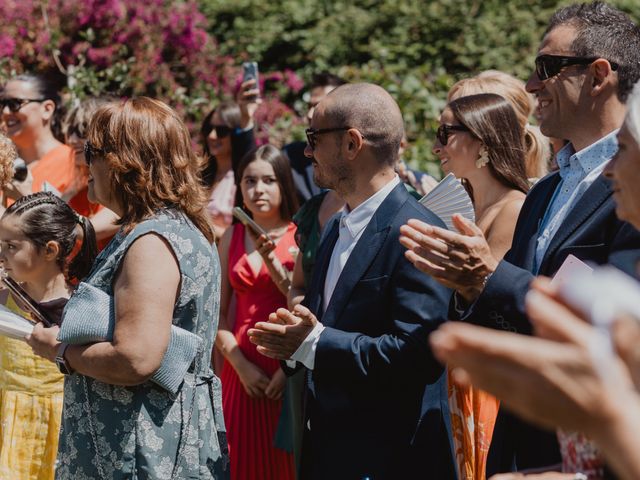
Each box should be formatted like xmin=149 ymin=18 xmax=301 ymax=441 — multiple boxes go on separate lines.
xmin=0 ymin=0 xmax=306 ymax=148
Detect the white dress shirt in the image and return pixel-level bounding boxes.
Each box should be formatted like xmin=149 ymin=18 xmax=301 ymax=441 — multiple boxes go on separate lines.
xmin=288 ymin=175 xmax=401 ymax=370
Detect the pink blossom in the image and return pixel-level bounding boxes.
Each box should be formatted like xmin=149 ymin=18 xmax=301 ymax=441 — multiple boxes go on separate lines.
xmin=86 ymin=46 xmax=115 ymax=67
xmin=284 ymin=69 xmax=305 ymax=92
xmin=0 ymin=35 xmax=16 ymax=57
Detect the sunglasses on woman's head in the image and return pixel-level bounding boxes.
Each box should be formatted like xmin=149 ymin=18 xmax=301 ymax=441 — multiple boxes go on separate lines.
xmin=534 ymin=54 xmax=619 ymax=81
xmin=0 ymin=97 xmax=46 ymax=113
xmin=83 ymin=141 xmax=106 ymax=166
xmin=436 ymin=124 xmax=470 ymax=146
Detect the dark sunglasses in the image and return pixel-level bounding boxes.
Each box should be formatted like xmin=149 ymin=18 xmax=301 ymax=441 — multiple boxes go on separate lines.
xmin=436 ymin=124 xmax=470 ymax=146
xmin=0 ymin=97 xmax=46 ymax=113
xmin=211 ymin=124 xmax=232 ymax=138
xmin=83 ymin=141 xmax=106 ymax=166
xmin=305 ymin=126 xmax=355 ymax=150
xmin=534 ymin=54 xmax=619 ymax=81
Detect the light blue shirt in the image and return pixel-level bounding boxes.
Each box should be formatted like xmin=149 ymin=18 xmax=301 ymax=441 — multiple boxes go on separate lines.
xmin=534 ymin=130 xmax=618 ymax=273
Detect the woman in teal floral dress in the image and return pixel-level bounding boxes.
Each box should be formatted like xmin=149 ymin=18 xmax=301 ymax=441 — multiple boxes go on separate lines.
xmin=27 ymin=97 xmax=229 ymax=479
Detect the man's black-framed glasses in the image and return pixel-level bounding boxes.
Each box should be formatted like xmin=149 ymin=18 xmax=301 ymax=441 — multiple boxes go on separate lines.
xmin=305 ymin=126 xmax=355 ymax=150
xmin=0 ymin=97 xmax=46 ymax=113
xmin=436 ymin=124 xmax=470 ymax=146
xmin=534 ymin=54 xmax=619 ymax=81
xmin=83 ymin=141 xmax=106 ymax=166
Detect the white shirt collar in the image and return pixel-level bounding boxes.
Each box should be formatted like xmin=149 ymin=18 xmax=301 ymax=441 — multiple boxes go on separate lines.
xmin=339 ymin=175 xmax=401 ymax=239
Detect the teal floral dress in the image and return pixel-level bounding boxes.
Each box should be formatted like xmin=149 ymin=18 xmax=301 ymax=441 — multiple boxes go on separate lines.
xmin=56 ymin=210 xmax=229 ymax=479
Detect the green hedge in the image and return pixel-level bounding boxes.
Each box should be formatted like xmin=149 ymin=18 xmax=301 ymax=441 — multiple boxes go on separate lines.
xmin=201 ymin=0 xmax=638 ymax=174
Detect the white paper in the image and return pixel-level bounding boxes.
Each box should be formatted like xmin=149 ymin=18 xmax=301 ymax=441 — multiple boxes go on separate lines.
xmin=0 ymin=304 xmax=34 ymax=340
xmin=550 ymin=254 xmax=594 ymax=288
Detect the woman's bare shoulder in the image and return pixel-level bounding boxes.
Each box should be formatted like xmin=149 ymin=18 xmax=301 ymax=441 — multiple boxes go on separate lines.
xmin=495 ymin=191 xmax=526 ymax=222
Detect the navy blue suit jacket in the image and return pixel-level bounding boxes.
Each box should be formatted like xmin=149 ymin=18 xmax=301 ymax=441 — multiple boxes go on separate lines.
xmin=299 ymin=183 xmax=456 ymax=480
xmin=464 ymin=172 xmax=640 ymax=476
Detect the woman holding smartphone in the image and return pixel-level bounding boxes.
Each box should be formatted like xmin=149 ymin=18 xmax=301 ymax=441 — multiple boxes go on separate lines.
xmin=216 ymin=144 xmax=298 ymax=480
xmin=201 ymin=79 xmax=260 ymax=241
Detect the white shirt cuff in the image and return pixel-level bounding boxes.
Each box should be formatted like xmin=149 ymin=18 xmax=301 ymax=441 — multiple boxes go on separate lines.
xmin=290 ymin=321 xmax=325 ymax=370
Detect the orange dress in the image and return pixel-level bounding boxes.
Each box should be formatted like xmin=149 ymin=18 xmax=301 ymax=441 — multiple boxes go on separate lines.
xmin=221 ymin=222 xmax=296 ymax=480
xmin=449 ymin=374 xmax=500 ymax=480
xmin=31 ymin=144 xmax=76 ymax=195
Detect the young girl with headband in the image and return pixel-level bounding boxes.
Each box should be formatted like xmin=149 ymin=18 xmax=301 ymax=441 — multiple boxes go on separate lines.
xmin=0 ymin=191 xmax=96 ymax=479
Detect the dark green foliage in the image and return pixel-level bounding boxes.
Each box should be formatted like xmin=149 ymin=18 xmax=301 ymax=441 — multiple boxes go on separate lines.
xmin=201 ymin=0 xmax=638 ymax=172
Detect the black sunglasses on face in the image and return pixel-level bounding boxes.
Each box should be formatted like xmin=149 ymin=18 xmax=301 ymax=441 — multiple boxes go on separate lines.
xmin=83 ymin=141 xmax=106 ymax=166
xmin=208 ymin=124 xmax=231 ymax=138
xmin=534 ymin=54 xmax=619 ymax=81
xmin=0 ymin=97 xmax=46 ymax=113
xmin=436 ymin=124 xmax=470 ymax=146
xmin=305 ymin=126 xmax=355 ymax=150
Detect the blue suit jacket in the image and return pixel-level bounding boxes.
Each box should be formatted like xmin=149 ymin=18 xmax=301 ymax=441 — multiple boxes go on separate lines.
xmin=464 ymin=172 xmax=640 ymax=476
xmin=299 ymin=183 xmax=456 ymax=480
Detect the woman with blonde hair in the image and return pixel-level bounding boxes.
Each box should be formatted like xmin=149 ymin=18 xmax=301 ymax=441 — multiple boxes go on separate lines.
xmin=448 ymin=70 xmax=551 ymax=180
xmin=27 ymin=97 xmax=228 ymax=479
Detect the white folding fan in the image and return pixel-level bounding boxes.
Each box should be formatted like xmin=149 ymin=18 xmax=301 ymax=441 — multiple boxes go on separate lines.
xmin=418 ymin=173 xmax=475 ymax=230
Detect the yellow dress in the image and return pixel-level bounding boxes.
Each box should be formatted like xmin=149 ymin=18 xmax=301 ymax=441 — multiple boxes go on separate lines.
xmin=0 ymin=295 xmax=63 ymax=480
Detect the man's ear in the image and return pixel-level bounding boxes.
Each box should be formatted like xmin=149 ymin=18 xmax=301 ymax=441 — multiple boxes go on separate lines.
xmin=590 ymin=59 xmax=617 ymax=97
xmin=44 ymin=240 xmax=61 ymax=262
xmin=345 ymin=128 xmax=364 ymax=159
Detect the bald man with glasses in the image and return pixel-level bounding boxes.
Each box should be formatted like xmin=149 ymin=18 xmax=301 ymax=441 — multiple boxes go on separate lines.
xmin=249 ymin=83 xmax=456 ymax=479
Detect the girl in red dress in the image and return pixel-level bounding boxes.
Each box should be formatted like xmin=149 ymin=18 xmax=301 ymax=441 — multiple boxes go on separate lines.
xmin=216 ymin=144 xmax=299 ymax=480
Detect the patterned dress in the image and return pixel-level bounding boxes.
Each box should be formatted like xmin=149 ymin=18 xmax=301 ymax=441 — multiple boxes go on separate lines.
xmin=448 ymin=375 xmax=499 ymax=480
xmin=56 ymin=209 xmax=229 ymax=479
xmin=0 ymin=295 xmax=64 ymax=480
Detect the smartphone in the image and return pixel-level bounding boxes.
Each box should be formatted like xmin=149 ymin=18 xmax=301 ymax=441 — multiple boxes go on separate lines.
xmin=242 ymin=61 xmax=259 ymax=84
xmin=1 ymin=276 xmax=53 ymax=327
xmin=232 ymin=207 xmax=270 ymax=239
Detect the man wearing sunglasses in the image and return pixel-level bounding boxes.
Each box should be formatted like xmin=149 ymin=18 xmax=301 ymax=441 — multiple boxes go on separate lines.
xmin=249 ymin=83 xmax=456 ymax=479
xmin=400 ymin=2 xmax=640 ymax=478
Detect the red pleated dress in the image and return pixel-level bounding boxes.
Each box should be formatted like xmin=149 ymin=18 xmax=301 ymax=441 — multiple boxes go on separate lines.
xmin=221 ymin=222 xmax=296 ymax=480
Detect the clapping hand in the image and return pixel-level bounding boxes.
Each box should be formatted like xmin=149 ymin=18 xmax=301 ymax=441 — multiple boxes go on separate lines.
xmin=248 ymin=304 xmax=317 ymax=360
xmin=399 ymin=214 xmax=498 ymax=302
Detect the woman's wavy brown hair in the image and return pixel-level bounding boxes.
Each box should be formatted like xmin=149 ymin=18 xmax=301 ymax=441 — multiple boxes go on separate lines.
xmin=86 ymin=97 xmax=214 ymax=242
